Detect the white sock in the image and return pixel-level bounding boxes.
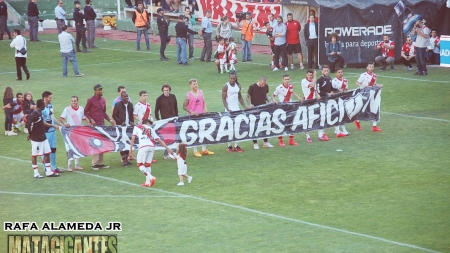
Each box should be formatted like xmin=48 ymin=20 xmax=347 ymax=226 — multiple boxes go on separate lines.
xmin=224 ymin=64 xmax=228 ymax=71
xmin=202 ymin=145 xmax=207 ymax=152
xmin=193 ymin=147 xmax=198 ymax=153
xmin=230 ymin=63 xmax=235 ymax=70
xmin=305 ymin=132 xmax=311 ymax=139
xmin=67 ymin=159 xmax=72 ymax=169
xmin=145 ymin=167 xmax=152 ymax=184
xmin=33 ymin=165 xmax=39 ymax=175
xmin=342 ymin=125 xmax=348 ymax=133
xmin=373 ymin=121 xmax=377 ymax=126
xmin=318 ymin=129 xmax=324 ymax=138
xmin=234 ymin=142 xmax=238 ymax=148
xmin=45 ymin=163 xmax=52 ymax=174
xmin=227 ymin=142 xmax=231 ymax=148
xmin=220 ymin=64 xmax=224 ymax=71
xmin=271 ymin=60 xmax=274 ymax=65
xmin=75 ymin=158 xmax=80 ymax=167
xmin=335 ymin=126 xmax=340 ymax=133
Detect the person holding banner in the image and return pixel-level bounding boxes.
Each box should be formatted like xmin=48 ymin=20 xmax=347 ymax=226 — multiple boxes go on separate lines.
xmin=272 ymin=74 xmax=303 ymax=146
xmin=247 ymin=76 xmax=274 ymax=150
xmin=60 ymin=96 xmax=90 ymax=171
xmin=222 ymin=72 xmax=248 ymax=152
xmin=354 ymin=61 xmax=383 ymax=132
xmin=331 ymin=68 xmax=350 ymax=137
xmin=183 ymin=78 xmax=214 ymax=157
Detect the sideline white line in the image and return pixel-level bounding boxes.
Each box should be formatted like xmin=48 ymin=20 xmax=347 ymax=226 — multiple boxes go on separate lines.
xmin=382 ymin=112 xmax=450 ymax=122
xmin=0 ymin=155 xmax=440 ymax=253
xmin=0 ymin=191 xmax=186 ymax=198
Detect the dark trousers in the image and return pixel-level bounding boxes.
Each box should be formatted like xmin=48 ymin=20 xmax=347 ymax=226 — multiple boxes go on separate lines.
xmin=187 ymin=33 xmax=194 ymax=58
xmin=4 ymin=113 xmax=13 ymax=131
xmin=15 ymin=57 xmax=29 ymax=80
xmin=329 ymin=55 xmax=345 ymax=73
xmin=307 ymin=38 xmax=318 ymax=68
xmin=416 ymin=47 xmax=427 ymax=73
xmin=400 ymin=57 xmax=415 ymax=67
xmin=273 ymin=43 xmax=287 ymax=69
xmin=28 ymin=16 xmax=39 ymax=41
xmin=75 ymin=26 xmax=87 ymax=49
xmin=200 ymin=32 xmax=212 ymax=61
xmin=159 ymin=32 xmax=167 ymax=54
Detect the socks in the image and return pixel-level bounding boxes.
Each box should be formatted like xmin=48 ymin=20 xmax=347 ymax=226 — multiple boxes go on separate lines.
xmin=335 ymin=126 xmax=340 ymax=133
xmin=45 ymin=163 xmax=52 ymax=175
xmin=75 ymin=158 xmax=80 ymax=168
xmin=50 ymin=153 xmax=56 ymax=170
xmin=202 ymin=145 xmax=206 ymax=152
xmin=289 ymin=135 xmax=294 ymax=140
xmin=33 ymin=164 xmax=39 ymax=176
xmin=318 ymin=129 xmax=324 ymax=138
xmin=67 ymin=159 xmax=72 ymax=169
xmin=305 ymin=133 xmax=311 ymax=139
xmin=372 ymin=121 xmax=377 ymax=126
xmin=342 ymin=125 xmax=348 ymax=134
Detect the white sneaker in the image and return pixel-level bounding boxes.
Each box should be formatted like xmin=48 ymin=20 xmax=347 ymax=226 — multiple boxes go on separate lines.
xmin=188 ymin=176 xmax=193 ymax=183
xmin=263 ymin=142 xmax=274 ymax=148
xmin=272 ymin=67 xmax=279 ymax=71
xmin=300 ymin=64 xmax=305 ymax=70
xmin=24 ymin=128 xmax=28 ymax=134
xmin=284 ymin=67 xmax=288 ymax=71
xmin=290 ymin=64 xmax=294 ymax=70
xmin=177 ymin=182 xmax=185 ymax=186
xmin=406 ymin=66 xmax=412 ymax=71
xmin=253 ymin=143 xmax=260 ymax=150
xmin=7 ymin=131 xmax=18 ymax=136
xmin=34 ymin=174 xmax=43 ymax=178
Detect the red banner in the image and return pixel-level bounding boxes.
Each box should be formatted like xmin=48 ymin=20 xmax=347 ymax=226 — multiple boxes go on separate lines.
xmin=197 ymin=0 xmax=281 ymax=31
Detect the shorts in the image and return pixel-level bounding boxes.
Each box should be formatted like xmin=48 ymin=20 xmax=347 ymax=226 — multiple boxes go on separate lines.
xmin=13 ymin=113 xmax=25 ymax=124
xmin=31 ymin=140 xmax=51 ymax=157
xmin=177 ymin=159 xmax=187 ymax=175
xmin=286 ymin=43 xmax=302 ymax=54
xmin=45 ymin=131 xmax=57 ymax=148
xmin=137 ymin=146 xmax=155 ymax=164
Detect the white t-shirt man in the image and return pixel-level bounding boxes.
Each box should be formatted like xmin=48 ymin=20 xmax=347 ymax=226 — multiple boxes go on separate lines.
xmin=356 ymin=71 xmax=377 ymax=88
xmin=133 ymin=101 xmax=153 ymax=123
xmin=273 ymin=83 xmax=295 ymax=102
xmin=60 ymin=106 xmax=86 ymax=126
xmin=301 ymin=78 xmax=316 ymax=100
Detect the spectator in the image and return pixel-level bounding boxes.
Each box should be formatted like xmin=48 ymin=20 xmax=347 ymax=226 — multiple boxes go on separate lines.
xmin=427 ymin=29 xmax=439 ymax=64
xmin=246 ymin=76 xmax=274 ymax=149
xmin=3 ymin=87 xmax=17 ymax=136
xmin=432 ymin=33 xmax=441 ymax=65
xmin=58 ymin=25 xmax=84 ymax=77
xmin=175 ymin=14 xmax=200 ymax=66
xmin=374 ymin=34 xmax=395 ymax=71
xmin=326 ymin=32 xmax=345 ymax=73
xmin=54 ymin=0 xmax=66 ymax=34
xmin=199 ymin=10 xmax=213 ymax=62
xmin=306 ymin=10 xmax=319 ymax=23
xmin=156 ymin=8 xmax=170 ymax=60
xmin=59 ymin=96 xmax=89 ymax=171
xmin=272 ymin=15 xmax=288 ymax=71
xmin=240 ymin=12 xmax=258 ymax=62
xmin=182 ymin=78 xmax=214 ymax=157
xmin=113 ymin=91 xmax=135 ymax=167
xmin=285 ymin=13 xmax=304 ymax=69
xmin=216 ymin=16 xmax=238 ymax=42
xmin=185 ymin=7 xmax=196 ymax=61
xmin=10 ymin=29 xmax=30 ymax=81
xmin=84 ymin=0 xmax=98 ymax=48
xmin=84 ymin=84 xmax=116 ymax=170
xmin=132 ymin=2 xmax=150 ymax=51
xmin=27 ymin=0 xmax=40 ymax=42
xmin=304 ymin=14 xmax=318 ymax=69
xmin=216 ymin=37 xmax=228 ymax=73
xmin=267 ymin=13 xmax=277 ymax=28
xmin=400 ymin=36 xmax=415 ymax=71
xmin=412 ymin=19 xmax=430 ymax=75
xmin=0 ymin=0 xmax=7 ymax=40
xmin=265 ymin=21 xmax=275 ymax=67
xmin=73 ymin=1 xmax=91 ymax=53
xmin=154 ymin=84 xmax=178 ymax=159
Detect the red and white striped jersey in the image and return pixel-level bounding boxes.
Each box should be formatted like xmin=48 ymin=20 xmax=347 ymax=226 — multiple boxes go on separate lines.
xmin=357 ymin=71 xmax=377 ymax=88
xmin=301 ymin=78 xmax=316 ymax=100
xmin=273 ymin=83 xmax=294 ymax=102
xmin=332 ymin=77 xmax=348 ymax=91
xmin=133 ymin=101 xmax=152 ymax=123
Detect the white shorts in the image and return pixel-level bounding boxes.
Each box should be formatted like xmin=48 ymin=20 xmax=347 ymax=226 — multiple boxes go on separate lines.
xmin=177 ymin=159 xmax=187 ymax=175
xmin=137 ymin=146 xmax=155 ymax=164
xmin=219 ymin=58 xmax=227 ymax=65
xmin=13 ymin=113 xmax=25 ymax=123
xmin=31 ymin=140 xmax=51 ymax=157
xmin=229 ymin=59 xmax=236 ymax=64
